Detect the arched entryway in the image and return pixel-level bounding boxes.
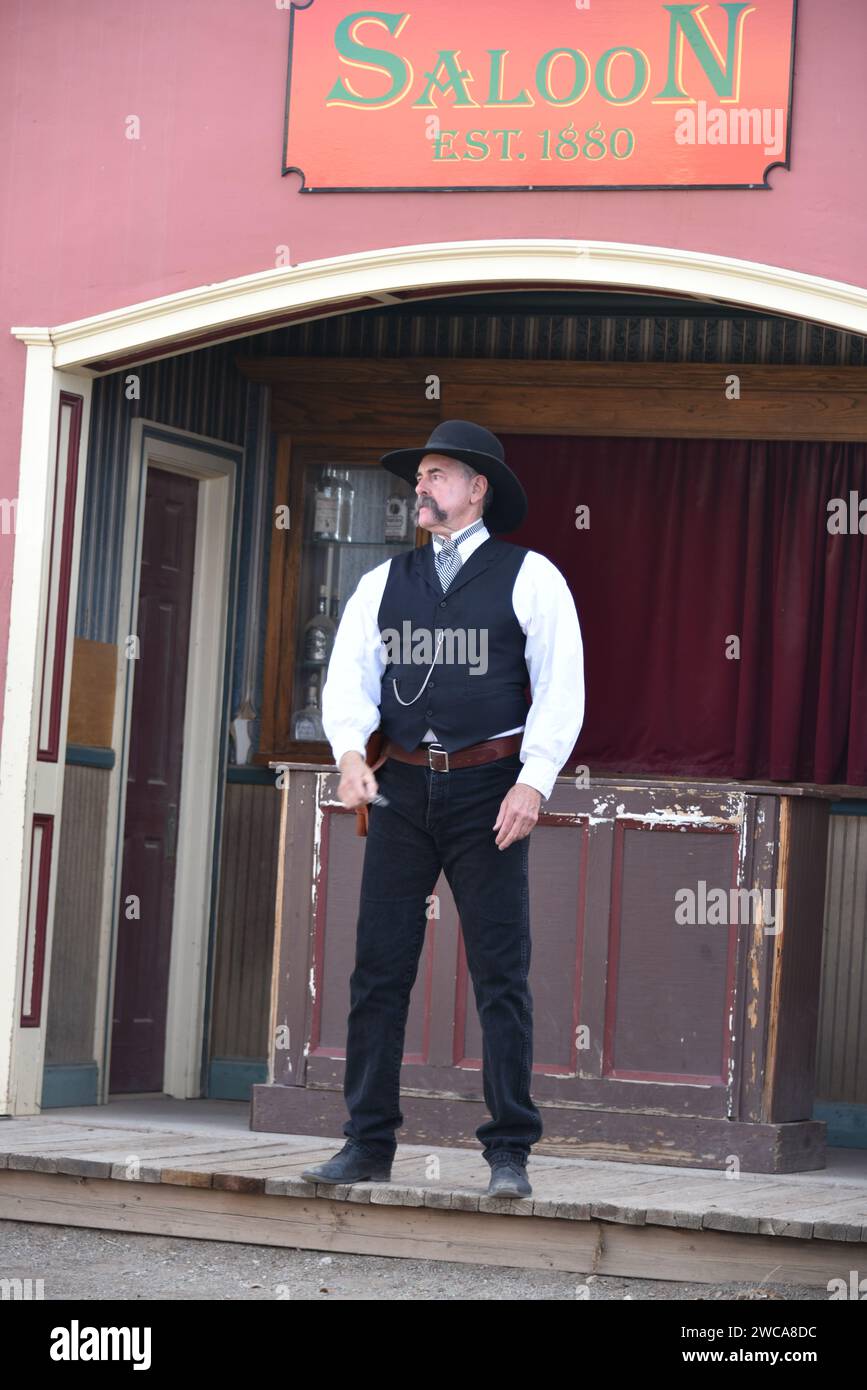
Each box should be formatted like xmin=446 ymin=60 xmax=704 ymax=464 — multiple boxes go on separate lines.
xmin=3 ymin=239 xmax=867 ymax=1119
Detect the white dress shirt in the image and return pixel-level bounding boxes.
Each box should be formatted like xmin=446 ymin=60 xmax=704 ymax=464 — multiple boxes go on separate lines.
xmin=321 ymin=520 xmax=585 ymax=801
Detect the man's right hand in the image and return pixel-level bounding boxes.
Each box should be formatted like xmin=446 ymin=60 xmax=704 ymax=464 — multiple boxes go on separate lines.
xmin=337 ymin=750 xmax=379 ymax=810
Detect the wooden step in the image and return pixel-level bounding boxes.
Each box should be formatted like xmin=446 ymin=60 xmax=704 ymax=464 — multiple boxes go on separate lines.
xmin=1 ymin=1119 xmax=865 ymax=1284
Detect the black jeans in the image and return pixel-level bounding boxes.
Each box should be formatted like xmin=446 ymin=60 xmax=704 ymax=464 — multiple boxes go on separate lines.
xmin=342 ymin=751 xmax=543 ymax=1167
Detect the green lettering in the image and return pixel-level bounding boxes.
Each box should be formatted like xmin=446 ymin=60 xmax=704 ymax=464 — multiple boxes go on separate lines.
xmin=490 ymin=129 xmax=521 ymax=159
xmin=654 ymin=3 xmax=753 ymax=101
xmin=595 ymin=47 xmax=648 ymax=104
xmin=486 ymin=50 xmax=532 ymax=106
xmin=433 ymin=129 xmax=460 ymax=160
xmin=535 ymin=48 xmax=590 ymax=106
xmin=412 ymin=51 xmax=479 ymax=108
xmin=464 ymin=130 xmax=490 ymax=160
xmin=326 ymin=11 xmax=409 ymax=108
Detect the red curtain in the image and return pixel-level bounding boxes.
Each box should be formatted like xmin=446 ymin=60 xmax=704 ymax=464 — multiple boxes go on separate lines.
xmin=505 ymin=435 xmax=867 ymax=785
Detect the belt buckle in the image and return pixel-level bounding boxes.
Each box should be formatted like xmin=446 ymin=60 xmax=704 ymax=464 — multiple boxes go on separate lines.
xmin=427 ymin=743 xmax=449 ymax=772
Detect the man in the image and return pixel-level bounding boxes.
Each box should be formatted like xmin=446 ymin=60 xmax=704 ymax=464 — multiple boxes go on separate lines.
xmin=301 ymin=420 xmax=584 ymax=1198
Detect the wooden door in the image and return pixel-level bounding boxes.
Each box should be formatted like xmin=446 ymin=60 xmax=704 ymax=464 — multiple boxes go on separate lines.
xmin=110 ymin=467 xmax=198 ymax=1093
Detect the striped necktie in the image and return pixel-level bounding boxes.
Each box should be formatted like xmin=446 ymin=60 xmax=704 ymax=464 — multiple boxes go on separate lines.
xmin=435 ymin=536 xmax=462 ymax=591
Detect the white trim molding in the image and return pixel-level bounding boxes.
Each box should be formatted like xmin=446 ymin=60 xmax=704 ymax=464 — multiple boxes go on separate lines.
xmin=0 ymin=356 xmax=92 ymax=1114
xmin=11 ymin=239 xmax=867 ymax=373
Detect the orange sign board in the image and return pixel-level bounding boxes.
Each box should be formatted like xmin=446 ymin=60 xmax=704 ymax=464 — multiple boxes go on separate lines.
xmin=283 ymin=0 xmax=797 ymax=191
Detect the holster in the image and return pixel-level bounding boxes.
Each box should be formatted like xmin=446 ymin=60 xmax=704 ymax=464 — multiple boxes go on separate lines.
xmin=355 ymin=728 xmax=390 ymax=837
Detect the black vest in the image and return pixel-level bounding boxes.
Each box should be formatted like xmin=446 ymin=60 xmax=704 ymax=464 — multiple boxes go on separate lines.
xmin=377 ymin=536 xmax=531 ymax=752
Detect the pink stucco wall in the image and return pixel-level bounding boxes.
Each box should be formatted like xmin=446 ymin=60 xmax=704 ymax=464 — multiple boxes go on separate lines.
xmin=1 ymin=0 xmax=865 ymax=734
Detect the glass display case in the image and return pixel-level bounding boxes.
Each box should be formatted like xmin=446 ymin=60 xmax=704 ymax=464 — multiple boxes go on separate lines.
xmin=289 ymin=461 xmax=418 ymax=746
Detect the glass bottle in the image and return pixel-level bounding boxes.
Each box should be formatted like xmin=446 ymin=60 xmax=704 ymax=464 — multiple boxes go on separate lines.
xmin=385 ymin=490 xmax=410 ymax=541
xmin=335 ymin=468 xmax=355 ymax=542
xmin=292 ymin=672 xmax=325 ymax=741
xmin=312 ymin=469 xmax=341 ymax=540
xmin=302 ymin=584 xmax=335 ymax=664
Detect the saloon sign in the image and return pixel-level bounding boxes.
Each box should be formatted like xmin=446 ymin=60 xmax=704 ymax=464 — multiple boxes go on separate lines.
xmin=283 ymin=0 xmax=797 ymax=191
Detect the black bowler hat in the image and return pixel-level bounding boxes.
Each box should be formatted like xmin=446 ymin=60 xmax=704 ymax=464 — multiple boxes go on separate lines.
xmin=379 ymin=419 xmax=528 ymax=533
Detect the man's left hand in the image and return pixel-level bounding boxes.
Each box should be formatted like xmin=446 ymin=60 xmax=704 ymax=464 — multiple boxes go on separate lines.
xmin=493 ymin=783 xmax=542 ymax=849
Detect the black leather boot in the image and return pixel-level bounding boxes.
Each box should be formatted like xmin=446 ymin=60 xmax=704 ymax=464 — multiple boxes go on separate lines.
xmin=486 ymin=1156 xmax=532 ymax=1198
xmin=301 ymin=1140 xmax=393 ymax=1185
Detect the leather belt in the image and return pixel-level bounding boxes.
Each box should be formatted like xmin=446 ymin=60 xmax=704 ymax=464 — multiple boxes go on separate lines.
xmin=382 ymin=733 xmax=523 ymax=772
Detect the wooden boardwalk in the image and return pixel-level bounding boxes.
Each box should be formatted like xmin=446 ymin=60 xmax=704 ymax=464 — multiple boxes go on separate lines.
xmin=1 ymin=1101 xmax=865 ymax=1286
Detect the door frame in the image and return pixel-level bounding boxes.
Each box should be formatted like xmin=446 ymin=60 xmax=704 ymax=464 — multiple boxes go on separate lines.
xmin=96 ymin=421 xmax=239 ymax=1100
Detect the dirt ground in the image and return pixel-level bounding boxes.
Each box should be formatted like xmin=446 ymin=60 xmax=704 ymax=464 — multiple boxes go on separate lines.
xmin=0 ymin=1220 xmax=828 ymax=1300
